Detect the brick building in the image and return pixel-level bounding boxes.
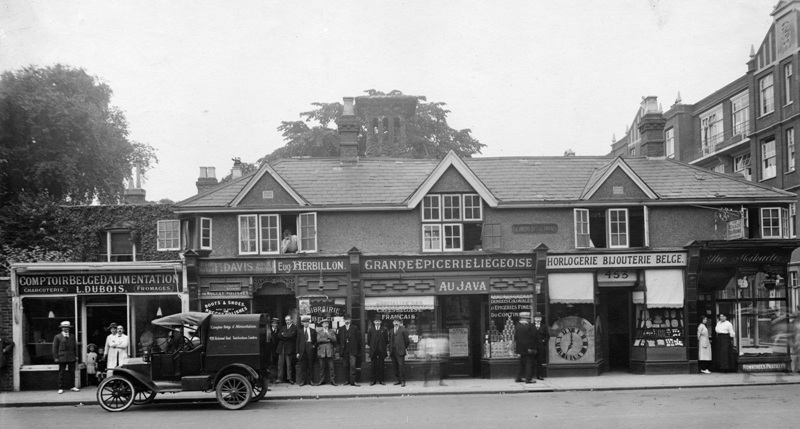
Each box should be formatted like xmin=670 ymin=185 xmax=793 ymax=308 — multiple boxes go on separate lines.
xmin=173 ymin=94 xmax=799 ymax=379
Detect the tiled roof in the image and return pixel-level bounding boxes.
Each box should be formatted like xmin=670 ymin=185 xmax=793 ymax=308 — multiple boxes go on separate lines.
xmin=175 ymin=155 xmax=794 ymax=209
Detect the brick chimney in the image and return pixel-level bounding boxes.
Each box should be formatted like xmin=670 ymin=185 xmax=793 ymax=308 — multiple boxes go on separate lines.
xmin=231 ymin=157 xmax=243 ymax=179
xmin=196 ymin=166 xmax=218 ymax=193
xmin=123 ymin=163 xmax=147 ymax=204
xmin=637 ymin=96 xmax=667 ymax=158
xmin=336 ymin=97 xmax=359 ymax=163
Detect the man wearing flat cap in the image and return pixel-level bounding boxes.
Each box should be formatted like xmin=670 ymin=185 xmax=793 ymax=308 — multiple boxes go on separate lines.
xmin=389 ymin=316 xmax=410 ymax=386
xmin=514 ymin=311 xmax=536 ymax=383
xmin=52 ymin=321 xmax=79 ymax=393
xmin=316 ymin=318 xmax=337 ymax=385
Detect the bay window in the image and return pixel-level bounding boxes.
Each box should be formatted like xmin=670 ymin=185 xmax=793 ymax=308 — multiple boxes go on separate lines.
xmin=422 ymin=193 xmax=482 ymax=252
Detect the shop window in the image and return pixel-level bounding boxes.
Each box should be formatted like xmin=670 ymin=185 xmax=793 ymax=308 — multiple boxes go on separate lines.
xmin=485 ymin=294 xmax=533 ymax=359
xmin=100 ymin=230 xmax=136 ymax=261
xmin=579 ymin=207 xmax=644 ymax=249
xmin=22 ymin=297 xmax=76 ymax=365
xmin=200 ymin=217 xmax=212 ymax=250
xmin=482 ymin=223 xmax=501 ymax=250
xmin=157 ymin=220 xmax=180 ymax=251
xmin=131 ymin=295 xmax=183 ymax=356
xmin=422 ymin=193 xmax=482 ymax=252
xmin=760 ymin=74 xmax=775 ymax=116
xmin=762 ymin=139 xmax=776 ymax=179
xmin=365 ymin=296 xmax=436 ymax=361
xmin=238 ymin=212 xmax=317 ymax=255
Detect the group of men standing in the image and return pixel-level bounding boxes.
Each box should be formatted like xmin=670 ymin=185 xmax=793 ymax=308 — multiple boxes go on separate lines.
xmin=514 ymin=311 xmax=549 ymax=383
xmin=266 ymin=313 xmax=410 ymax=387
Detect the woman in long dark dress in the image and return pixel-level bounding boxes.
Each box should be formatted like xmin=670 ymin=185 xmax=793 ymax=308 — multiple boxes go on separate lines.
xmin=714 ymin=313 xmax=736 ymax=372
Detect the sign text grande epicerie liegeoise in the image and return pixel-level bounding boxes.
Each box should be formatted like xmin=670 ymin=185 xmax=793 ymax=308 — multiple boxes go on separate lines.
xmin=363 ymin=256 xmax=533 ymax=272
xmin=17 ymin=273 xmax=180 ymax=295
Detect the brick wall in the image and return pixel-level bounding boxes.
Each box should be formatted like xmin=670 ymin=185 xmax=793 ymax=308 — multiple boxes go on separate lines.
xmin=0 ymin=278 xmax=12 ymax=391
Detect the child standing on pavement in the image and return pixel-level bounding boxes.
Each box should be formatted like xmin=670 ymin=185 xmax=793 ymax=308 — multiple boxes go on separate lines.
xmin=86 ymin=343 xmax=98 ymax=385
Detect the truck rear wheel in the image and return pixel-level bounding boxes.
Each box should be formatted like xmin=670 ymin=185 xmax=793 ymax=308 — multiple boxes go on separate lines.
xmin=216 ymin=373 xmax=252 ymax=410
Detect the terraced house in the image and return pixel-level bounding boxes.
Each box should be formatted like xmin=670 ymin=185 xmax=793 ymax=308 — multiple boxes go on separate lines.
xmin=172 ymin=94 xmax=799 ymax=381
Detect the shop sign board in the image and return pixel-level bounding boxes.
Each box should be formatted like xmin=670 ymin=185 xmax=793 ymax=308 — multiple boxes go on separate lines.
xmin=363 ymin=255 xmax=533 ymax=273
xmin=199 ymin=260 xmax=273 ymax=275
xmin=448 ymin=328 xmax=469 ymax=357
xmin=741 ymin=362 xmax=788 ymax=372
xmin=727 ymin=219 xmax=744 ymax=240
xmin=202 ymin=299 xmax=250 ymax=314
xmin=17 ymin=273 xmax=180 ymax=295
xmin=436 ymin=277 xmax=490 ymax=294
xmin=546 ymin=252 xmax=686 ymax=269
xmin=512 ymin=224 xmax=558 ymax=234
xmin=275 ymin=258 xmax=347 ymax=274
xmin=703 ymin=250 xmax=791 ymax=267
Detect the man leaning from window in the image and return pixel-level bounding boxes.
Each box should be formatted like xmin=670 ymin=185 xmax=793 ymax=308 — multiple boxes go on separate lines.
xmin=282 ymin=229 xmax=298 ymax=253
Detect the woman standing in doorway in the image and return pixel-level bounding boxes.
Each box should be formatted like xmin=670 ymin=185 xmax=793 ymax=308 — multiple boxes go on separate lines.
xmin=697 ymin=316 xmax=712 ymax=373
xmin=715 ymin=314 xmax=736 ymax=372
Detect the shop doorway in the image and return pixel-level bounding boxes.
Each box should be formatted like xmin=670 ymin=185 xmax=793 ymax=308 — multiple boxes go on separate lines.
xmin=440 ymin=295 xmax=485 ymax=377
xmin=84 ymin=301 xmax=127 ymax=361
xmin=253 ymin=294 xmax=297 ymax=322
xmin=599 ymin=289 xmax=631 ymax=370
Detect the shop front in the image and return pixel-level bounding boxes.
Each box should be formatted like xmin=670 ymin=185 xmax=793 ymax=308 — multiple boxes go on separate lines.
xmin=687 ymin=240 xmax=800 ymax=373
xmin=545 ymin=251 xmax=688 ymax=376
xmin=360 ymin=252 xmax=541 ymax=380
xmin=9 ymin=262 xmax=187 ymax=391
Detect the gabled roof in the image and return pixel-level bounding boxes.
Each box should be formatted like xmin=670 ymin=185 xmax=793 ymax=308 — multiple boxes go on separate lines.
xmin=581 ymin=157 xmax=658 ymax=200
xmin=230 ymin=162 xmax=307 ymax=207
xmin=174 ymin=155 xmax=795 ymax=212
xmin=407 ymin=151 xmax=498 ymax=208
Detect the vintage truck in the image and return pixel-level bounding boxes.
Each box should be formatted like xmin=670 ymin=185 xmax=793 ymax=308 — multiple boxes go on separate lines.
xmin=96 ymin=312 xmax=268 ymax=412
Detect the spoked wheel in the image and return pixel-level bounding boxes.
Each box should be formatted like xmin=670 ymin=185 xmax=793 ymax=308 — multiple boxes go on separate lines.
xmin=249 ymin=375 xmax=268 ymax=402
xmin=133 ymin=389 xmax=157 ymax=405
xmin=97 ymin=376 xmax=135 ymax=412
xmin=216 ymin=373 xmax=252 ymax=410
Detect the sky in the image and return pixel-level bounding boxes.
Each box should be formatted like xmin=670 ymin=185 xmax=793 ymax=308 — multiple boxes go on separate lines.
xmin=0 ymin=0 xmax=779 ymax=202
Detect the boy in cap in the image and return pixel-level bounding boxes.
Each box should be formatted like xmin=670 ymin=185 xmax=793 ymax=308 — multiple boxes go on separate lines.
xmin=52 ymin=321 xmax=79 ymax=393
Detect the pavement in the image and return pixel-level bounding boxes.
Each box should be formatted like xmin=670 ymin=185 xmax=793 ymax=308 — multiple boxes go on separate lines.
xmin=2 ymin=371 xmax=799 ymax=408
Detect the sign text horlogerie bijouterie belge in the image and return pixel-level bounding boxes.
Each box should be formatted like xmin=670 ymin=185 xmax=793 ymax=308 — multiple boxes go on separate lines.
xmin=546 ymin=252 xmax=687 ymax=269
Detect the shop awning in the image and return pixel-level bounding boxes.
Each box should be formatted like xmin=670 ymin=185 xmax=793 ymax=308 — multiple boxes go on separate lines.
xmin=644 ymin=269 xmax=684 ymax=308
xmin=364 ymin=296 xmax=435 ymax=311
xmin=548 ymin=273 xmax=594 ymax=304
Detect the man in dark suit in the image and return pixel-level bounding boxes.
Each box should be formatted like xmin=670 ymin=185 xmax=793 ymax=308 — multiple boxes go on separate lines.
xmin=337 ymin=314 xmax=361 ymax=386
xmin=514 ymin=311 xmax=536 ymax=383
xmin=277 ymin=315 xmax=297 ymax=384
xmin=266 ymin=317 xmax=280 ymax=382
xmin=389 ymin=316 xmax=410 ymax=387
xmin=52 ymin=320 xmax=79 ymax=394
xmin=366 ymin=315 xmax=388 ymax=385
xmin=296 ymin=315 xmax=317 ymax=386
xmin=532 ymin=312 xmax=550 ymax=381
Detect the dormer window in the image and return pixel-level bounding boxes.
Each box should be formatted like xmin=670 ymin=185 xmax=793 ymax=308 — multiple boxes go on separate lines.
xmin=574 ymin=207 xmax=645 ymax=249
xmin=422 ymin=194 xmax=483 ymax=252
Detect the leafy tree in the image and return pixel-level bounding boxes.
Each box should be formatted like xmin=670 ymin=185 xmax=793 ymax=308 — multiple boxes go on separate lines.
xmin=262 ymin=89 xmax=485 ymax=163
xmin=0 ymin=64 xmax=158 ymax=204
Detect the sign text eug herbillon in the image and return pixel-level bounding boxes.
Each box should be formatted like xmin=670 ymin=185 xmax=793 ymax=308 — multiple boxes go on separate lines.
xmin=17 ymin=273 xmax=179 ymax=295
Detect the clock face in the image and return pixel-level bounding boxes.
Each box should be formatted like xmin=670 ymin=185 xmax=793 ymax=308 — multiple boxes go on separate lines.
xmin=554 ymin=327 xmax=589 ymax=361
